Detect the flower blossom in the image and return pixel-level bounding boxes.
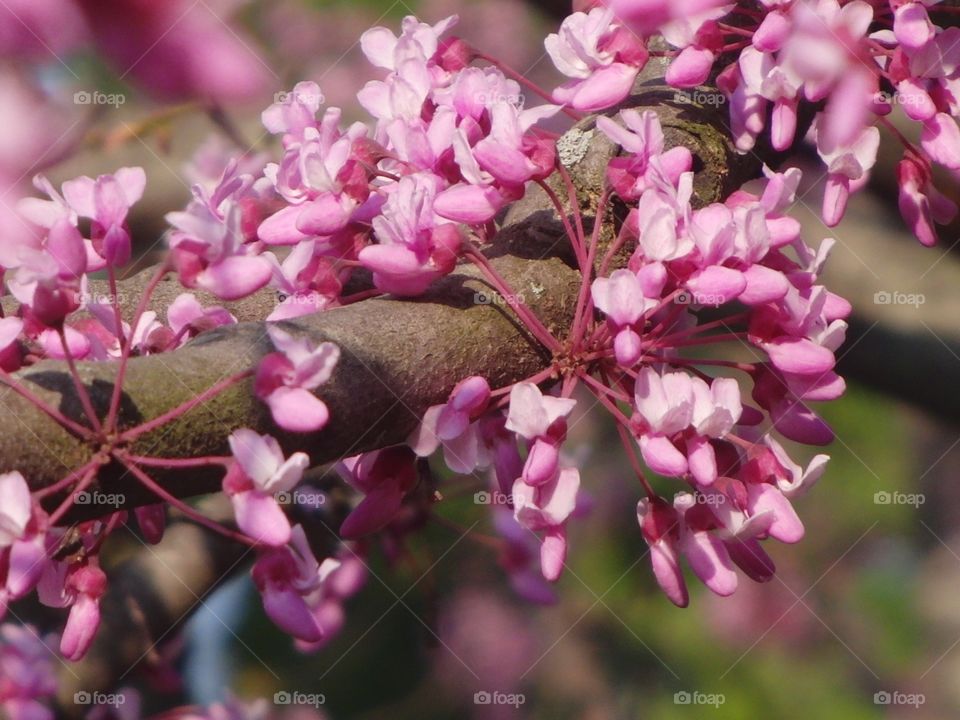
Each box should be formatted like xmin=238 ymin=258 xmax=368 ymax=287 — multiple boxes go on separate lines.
xmin=224 ymin=429 xmax=310 ymax=547
xmin=255 ymin=326 xmax=340 ymax=433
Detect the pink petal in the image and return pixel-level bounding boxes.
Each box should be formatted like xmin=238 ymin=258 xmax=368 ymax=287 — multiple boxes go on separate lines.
xmin=339 ymin=485 xmax=404 ymax=539
xmin=639 ymin=434 xmax=688 ymax=477
xmin=746 ymin=483 xmax=804 ymax=543
xmin=198 ymin=256 xmax=272 ymax=300
xmin=267 ymin=386 xmax=330 ymax=433
xmin=540 ymin=527 xmax=567 ymax=582
xmin=682 ymin=530 xmax=738 ymax=596
xmin=763 ymin=337 xmax=835 ymax=375
xmin=231 ymin=491 xmax=292 ymax=546
xmin=262 ymin=587 xmax=324 ymax=642
xmin=650 ymin=539 xmax=688 ymax=607
xmin=60 ymin=595 xmax=100 ymax=661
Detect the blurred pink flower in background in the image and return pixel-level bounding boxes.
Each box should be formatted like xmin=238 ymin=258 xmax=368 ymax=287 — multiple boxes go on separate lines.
xmin=436 ymin=589 xmax=537 ymax=717
xmin=73 ymin=0 xmax=270 ymax=102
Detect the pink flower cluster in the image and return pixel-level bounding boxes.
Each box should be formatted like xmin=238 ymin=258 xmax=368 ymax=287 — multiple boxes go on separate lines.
xmin=0 ymin=623 xmax=58 ymax=720
xmin=547 ymin=0 xmax=960 ymax=246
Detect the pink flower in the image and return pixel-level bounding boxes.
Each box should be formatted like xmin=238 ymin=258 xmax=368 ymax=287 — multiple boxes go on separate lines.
xmin=0 ymin=472 xmax=31 ymax=547
xmin=492 ymin=508 xmax=558 ymax=604
xmin=166 ymin=293 xmax=236 ymax=347
xmin=596 ymin=109 xmax=693 ymax=200
xmin=252 ymin=526 xmax=329 ymax=642
xmin=360 ymin=173 xmax=462 ymax=296
xmin=258 ymin=108 xmax=372 ymax=246
xmin=255 ymin=326 xmax=339 ymax=433
xmin=816 ymin=123 xmax=879 ymax=226
xmin=0 ymin=318 xmax=23 ymax=372
xmin=409 ymin=376 xmax=492 ymax=473
xmin=0 ymin=623 xmax=58 ymax=720
xmin=512 ymin=467 xmax=581 ymax=581
xmin=61 ymin=167 xmax=146 ymax=267
xmin=265 ymin=241 xmax=342 ymax=321
xmin=224 ymin=429 xmax=309 ymax=547
xmin=337 ymin=447 xmax=418 ymax=539
xmin=591 ymin=269 xmax=657 ymax=366
xmin=261 ymin=81 xmax=325 ymax=143
xmin=505 ymin=382 xmax=576 ymax=487
xmin=75 ymin=0 xmax=270 ymax=102
xmin=896 ymin=156 xmax=957 ymax=246
xmin=167 ymin=190 xmax=273 ymax=301
xmin=546 ymin=7 xmax=648 ymax=111
xmin=60 ymin=564 xmax=106 ymax=661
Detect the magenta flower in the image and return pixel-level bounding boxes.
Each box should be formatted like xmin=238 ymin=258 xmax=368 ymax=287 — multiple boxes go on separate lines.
xmin=591 ymin=269 xmax=657 ymax=366
xmin=546 ymin=7 xmax=647 ymax=111
xmin=252 ymin=525 xmax=329 ymax=642
xmin=0 ymin=623 xmax=57 ymax=720
xmin=512 ymin=467 xmax=581 ymax=581
xmin=409 ymin=375 xmax=492 ymax=473
xmin=597 ymin=109 xmax=693 ymax=200
xmin=337 ymin=447 xmax=418 ymax=539
xmin=506 ymin=382 xmax=576 ymax=487
xmin=224 ymin=429 xmax=309 ymax=547
xmin=255 ymin=326 xmax=340 ymax=433
xmin=61 ymin=166 xmax=145 ymax=267
xmin=0 ymin=318 xmax=23 ymax=372
xmin=265 ymin=240 xmax=342 ymax=321
xmin=60 ymin=564 xmax=106 ymax=661
xmin=166 ymin=293 xmax=236 ymax=347
xmin=0 ymin=472 xmax=31 ymax=548
xmin=359 ymin=173 xmax=462 ymax=296
xmin=167 ymin=198 xmax=272 ymax=302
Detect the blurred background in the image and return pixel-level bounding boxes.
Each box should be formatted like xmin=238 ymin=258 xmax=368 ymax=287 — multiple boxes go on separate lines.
xmin=2 ymin=1 xmax=960 ymax=718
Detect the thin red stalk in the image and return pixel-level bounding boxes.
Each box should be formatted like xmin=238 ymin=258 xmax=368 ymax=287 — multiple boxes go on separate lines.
xmin=654 ymin=311 xmax=750 ymax=346
xmin=48 ymin=466 xmax=99 ymax=525
xmin=118 ymin=456 xmax=258 ymax=547
xmin=106 ymin=261 xmax=170 ymax=430
xmin=614 ymin=420 xmax=655 ymax=497
xmin=578 ymin=371 xmax=630 ymax=403
xmin=123 ymin=454 xmax=231 ymax=469
xmin=474 ymin=52 xmax=583 ymax=121
xmin=570 ymin=190 xmax=610 ymax=347
xmin=489 ymin=367 xmax=557 ymax=398
xmin=120 ymin=369 xmax=253 ymax=442
xmin=658 ymin=333 xmax=749 ymax=349
xmin=556 ymin=162 xmax=587 ymax=255
xmin=57 ymin=326 xmax=102 ymax=433
xmin=0 ymin=371 xmax=94 ymax=439
xmin=595 ymin=366 xmax=655 ymax=497
xmin=464 ymin=248 xmax=560 ymax=351
xmin=535 ymin=179 xmax=587 ymax=268
xmin=33 ymin=458 xmax=102 ymax=500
